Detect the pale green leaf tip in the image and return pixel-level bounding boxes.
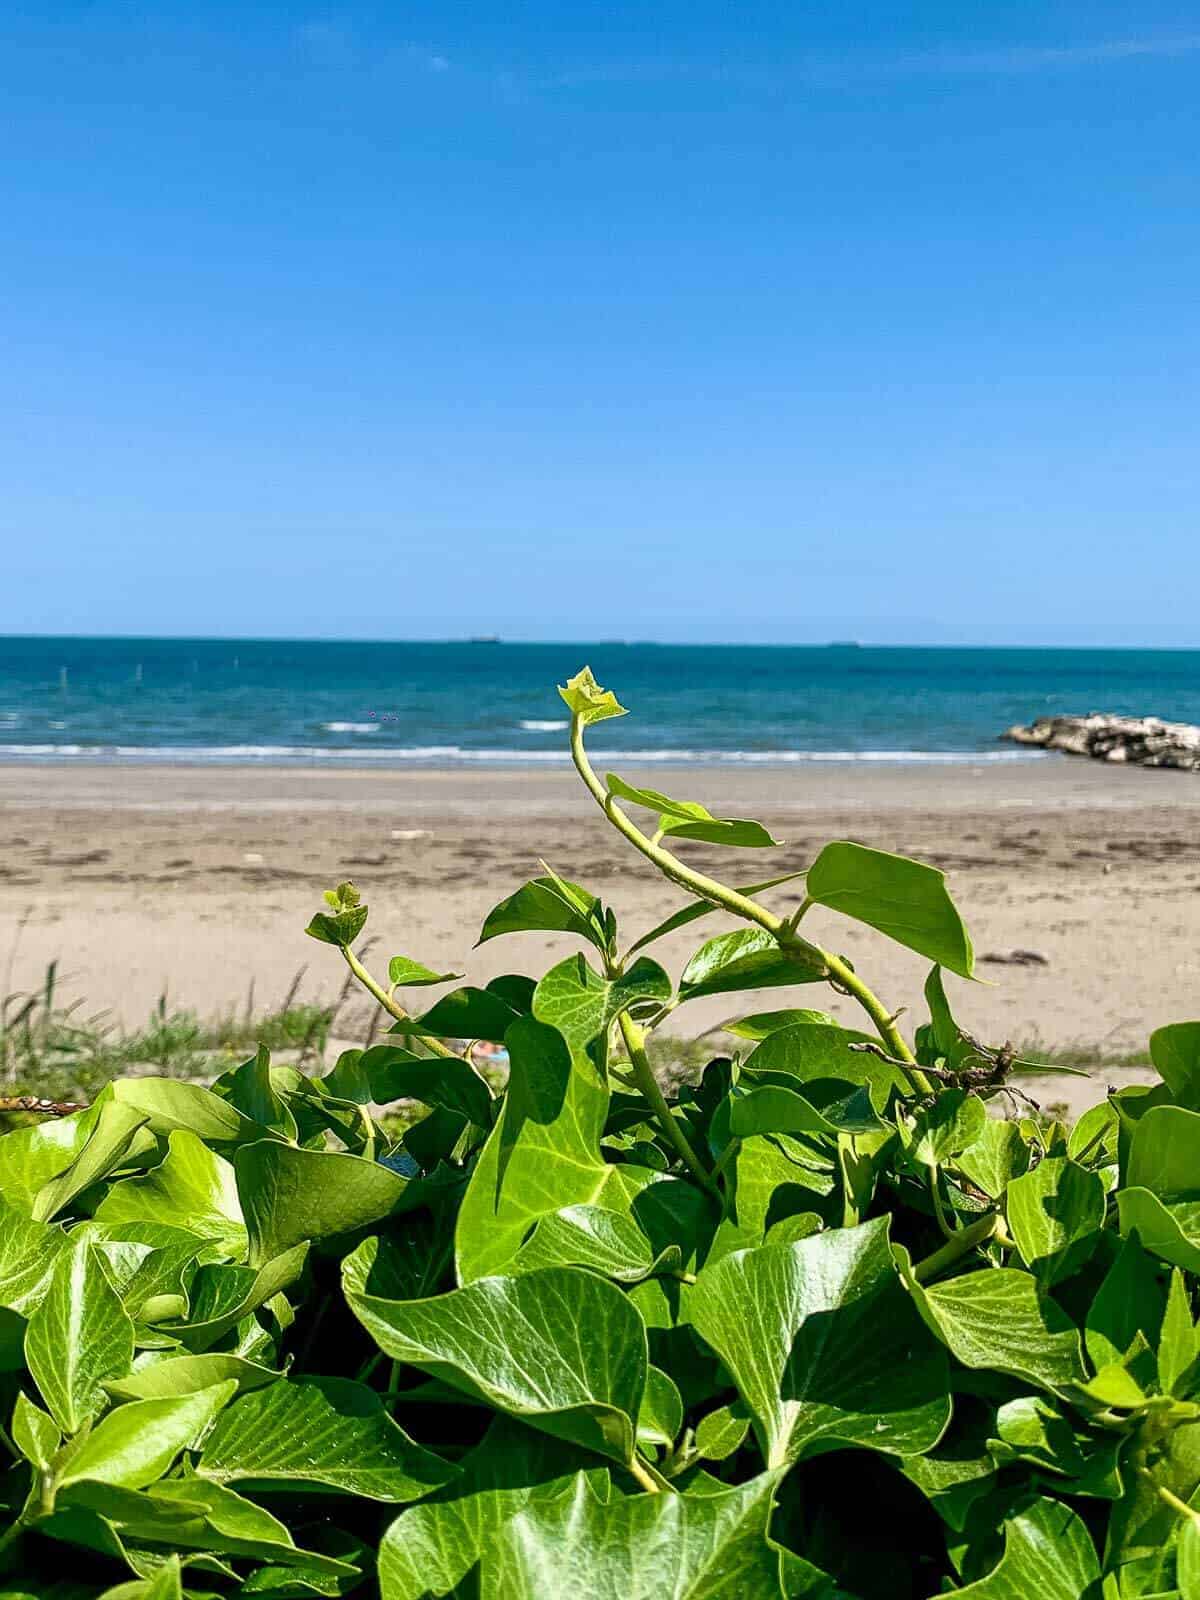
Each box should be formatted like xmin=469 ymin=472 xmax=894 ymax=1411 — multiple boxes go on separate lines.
xmin=558 ymin=666 xmax=628 ymax=726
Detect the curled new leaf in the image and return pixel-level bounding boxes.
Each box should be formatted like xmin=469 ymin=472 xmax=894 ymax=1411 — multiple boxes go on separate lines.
xmin=558 ymin=667 xmax=627 ymax=726
xmin=306 ymin=881 xmax=368 ymax=947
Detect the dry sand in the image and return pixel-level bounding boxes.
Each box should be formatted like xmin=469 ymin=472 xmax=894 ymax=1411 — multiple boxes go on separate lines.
xmin=3 ymin=758 xmax=1200 ymax=1114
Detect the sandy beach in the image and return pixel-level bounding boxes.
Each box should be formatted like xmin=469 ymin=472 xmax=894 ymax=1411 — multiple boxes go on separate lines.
xmin=3 ymin=757 xmax=1199 ymax=1113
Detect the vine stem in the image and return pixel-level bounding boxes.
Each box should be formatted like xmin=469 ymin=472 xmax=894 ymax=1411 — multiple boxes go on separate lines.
xmin=630 ymin=1459 xmax=668 ymax=1491
xmin=1143 ymin=1472 xmax=1200 ymax=1523
xmin=911 ymin=1212 xmax=999 ymax=1283
xmin=929 ymin=1166 xmax=956 ymax=1239
xmin=823 ymin=950 xmax=928 ymax=1086
xmin=710 ymin=1136 xmax=740 ymax=1184
xmin=618 ymin=1013 xmax=719 ymax=1197
xmin=339 ymin=946 xmax=457 ymax=1060
xmin=570 ymin=714 xmax=930 ymax=1091
xmin=569 ymin=720 xmax=826 ymax=967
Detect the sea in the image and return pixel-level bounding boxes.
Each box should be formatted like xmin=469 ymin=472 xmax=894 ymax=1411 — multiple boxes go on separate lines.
xmin=1 ymin=637 xmax=1197 ymax=767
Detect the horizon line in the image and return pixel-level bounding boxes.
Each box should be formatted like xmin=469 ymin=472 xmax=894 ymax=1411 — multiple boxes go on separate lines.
xmin=2 ymin=630 xmax=1200 ymax=653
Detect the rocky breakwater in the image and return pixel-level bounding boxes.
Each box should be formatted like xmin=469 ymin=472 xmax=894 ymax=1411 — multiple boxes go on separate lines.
xmin=1004 ymin=713 xmax=1200 ymax=770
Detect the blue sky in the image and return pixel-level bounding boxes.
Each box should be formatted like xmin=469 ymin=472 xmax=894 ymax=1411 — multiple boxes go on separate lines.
xmin=3 ymin=2 xmax=1198 ymax=643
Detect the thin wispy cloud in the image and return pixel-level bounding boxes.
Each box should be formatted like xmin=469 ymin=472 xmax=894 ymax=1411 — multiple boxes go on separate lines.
xmin=292 ymin=23 xmax=1196 ymax=98
xmin=540 ymin=33 xmax=1200 ymax=92
xmin=293 ymin=21 xmax=450 ymax=76
xmin=885 ymin=34 xmax=1200 ymax=76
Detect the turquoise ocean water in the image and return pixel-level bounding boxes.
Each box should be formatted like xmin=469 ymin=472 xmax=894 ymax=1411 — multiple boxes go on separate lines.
xmin=1 ymin=637 xmax=1197 ymax=766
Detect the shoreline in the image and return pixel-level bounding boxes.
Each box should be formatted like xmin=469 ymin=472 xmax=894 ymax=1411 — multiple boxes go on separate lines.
xmin=6 ymin=753 xmax=1200 ymax=812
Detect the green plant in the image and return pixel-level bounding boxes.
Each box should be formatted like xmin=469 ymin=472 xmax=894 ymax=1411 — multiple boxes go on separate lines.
xmin=0 ymin=973 xmax=334 ymax=1113
xmin=1 ymin=667 xmax=1198 ymax=1597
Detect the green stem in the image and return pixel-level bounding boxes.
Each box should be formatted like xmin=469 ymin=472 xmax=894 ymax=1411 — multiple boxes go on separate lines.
xmin=340 ymin=947 xmax=456 ymax=1060
xmin=783 ymin=896 xmax=814 ymax=932
xmin=627 ymin=1452 xmax=674 ymax=1494
xmin=570 ymin=718 xmax=825 ymax=968
xmin=1070 ymin=1122 xmax=1110 ymax=1166
xmin=911 ymin=1213 xmax=999 ymax=1283
xmin=571 ymin=714 xmax=930 ymax=1090
xmin=618 ymin=1013 xmax=719 ymax=1196
xmin=929 ymin=1166 xmax=956 ymax=1240
xmin=824 ymin=950 xmax=926 ymax=1083
xmin=357 ymin=1349 xmax=385 ymax=1384
xmin=710 ymin=1137 xmax=741 ymax=1184
xmin=1146 ymin=1474 xmax=1200 ymax=1524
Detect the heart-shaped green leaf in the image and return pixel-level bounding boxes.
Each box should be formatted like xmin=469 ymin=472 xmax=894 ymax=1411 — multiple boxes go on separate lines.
xmin=388 ymin=955 xmax=463 ymax=987
xmin=510 ymin=1205 xmax=681 ymax=1282
xmin=25 ymin=1236 xmax=136 ymax=1434
xmin=1118 ymin=1187 xmax=1200 ymax=1275
xmin=361 ymin=1044 xmax=494 ymax=1126
xmin=679 ymin=930 xmax=823 ymax=1002
xmin=344 ymin=1244 xmax=648 ymax=1469
xmin=104 ymin=1351 xmax=282 ymax=1402
xmin=728 ymin=1083 xmax=882 ymax=1140
xmin=59 ymin=1381 xmax=237 ymax=1489
xmin=61 ymin=1476 xmax=360 ymax=1579
xmin=1150 ymin=1022 xmax=1200 ymax=1106
xmin=957 ymin=1120 xmax=1030 ymax=1200
xmin=741 ymin=1022 xmax=910 ymax=1111
xmin=455 ymin=1017 xmax=655 ymax=1282
xmin=212 ymin=1047 xmax=298 ymax=1142
xmin=606 ymin=773 xmax=779 ymax=849
xmin=403 ymin=983 xmax=526 ymax=1045
xmin=305 ymin=882 xmax=368 ymax=947
xmin=720 ymin=1009 xmax=837 ymax=1041
xmin=1086 ymin=1236 xmax=1166 ymax=1373
xmin=806 ymin=841 xmax=974 ymax=978
xmin=533 ymin=954 xmax=672 ymax=1054
xmin=11 ymin=1390 xmax=60 ymax=1470
xmin=0 ymin=1100 xmax=133 ymax=1215
xmin=198 ymin=1376 xmax=455 ymax=1501
xmin=479 ymin=876 xmax=609 ymax=954
xmin=0 ymin=1197 xmax=69 ymax=1316
xmin=111 ymin=1078 xmax=263 ymax=1145
xmin=95 ymin=1129 xmax=248 ymax=1257
xmin=490 ymin=1470 xmax=786 ymax=1598
xmin=235 ymin=1141 xmax=407 ymax=1264
xmin=686 ymin=1217 xmax=949 ymax=1467
xmin=706 ymin=1135 xmax=832 ymax=1264
xmin=950 ymin=1496 xmax=1100 ymax=1598
xmin=1006 ymin=1157 xmax=1105 ymax=1284
xmin=900 ymin=1251 xmax=1086 ymax=1393
xmin=377 ymin=1417 xmax=605 ymax=1600
xmin=909 ymin=1091 xmax=987 ymax=1168
xmin=31 ymin=1099 xmax=151 ymax=1223
xmin=170 ymin=1243 xmax=309 ymax=1352
xmin=1126 ymin=1104 xmax=1200 ymax=1198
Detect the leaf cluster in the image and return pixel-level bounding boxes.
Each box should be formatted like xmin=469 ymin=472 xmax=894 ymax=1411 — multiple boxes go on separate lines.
xmin=2 ymin=671 xmax=1198 ymax=1598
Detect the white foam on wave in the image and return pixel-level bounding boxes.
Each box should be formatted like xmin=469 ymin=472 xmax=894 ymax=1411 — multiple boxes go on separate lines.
xmin=322 ymin=722 xmax=380 ymax=734
xmin=519 ymin=719 xmax=569 ymax=732
xmin=0 ymin=742 xmax=1054 ymax=767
